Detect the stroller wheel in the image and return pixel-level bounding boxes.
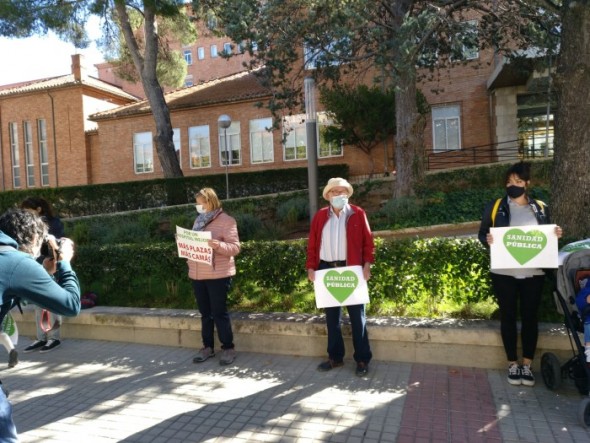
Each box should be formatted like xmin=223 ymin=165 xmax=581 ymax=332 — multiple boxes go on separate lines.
xmin=541 ymin=352 xmax=562 ymax=390
xmin=578 ymin=397 xmax=590 ymax=428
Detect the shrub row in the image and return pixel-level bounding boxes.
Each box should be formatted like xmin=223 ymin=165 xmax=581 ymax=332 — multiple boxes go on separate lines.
xmin=0 ymin=164 xmax=349 ymax=217
xmin=74 ymin=237 xmax=493 ymax=316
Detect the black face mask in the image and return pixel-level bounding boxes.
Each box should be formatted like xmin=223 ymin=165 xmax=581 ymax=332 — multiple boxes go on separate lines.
xmin=506 ymin=185 xmax=525 ymax=199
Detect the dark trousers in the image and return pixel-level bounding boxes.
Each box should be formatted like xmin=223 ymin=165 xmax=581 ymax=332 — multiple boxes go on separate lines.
xmin=490 ymin=273 xmax=545 ymax=362
xmin=192 ymin=278 xmax=234 ymax=350
xmin=319 ymin=261 xmax=372 ymax=363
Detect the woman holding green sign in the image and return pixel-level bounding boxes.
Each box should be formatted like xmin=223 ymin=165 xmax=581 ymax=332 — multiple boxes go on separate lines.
xmin=478 ymin=162 xmax=562 ymax=387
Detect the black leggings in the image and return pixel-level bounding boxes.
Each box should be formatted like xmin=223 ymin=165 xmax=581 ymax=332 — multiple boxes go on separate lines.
xmin=490 ymin=273 xmax=545 ymax=362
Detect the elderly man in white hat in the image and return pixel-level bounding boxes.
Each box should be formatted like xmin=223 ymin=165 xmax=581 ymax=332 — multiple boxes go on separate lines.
xmin=305 ymin=177 xmax=375 ymax=377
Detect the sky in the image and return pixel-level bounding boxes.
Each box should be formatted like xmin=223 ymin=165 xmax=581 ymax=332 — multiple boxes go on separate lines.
xmin=0 ymin=16 xmax=105 ymax=85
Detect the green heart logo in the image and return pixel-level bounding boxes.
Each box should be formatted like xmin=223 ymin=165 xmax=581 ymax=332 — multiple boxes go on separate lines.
xmin=503 ymin=229 xmax=547 ymax=265
xmin=324 ymin=270 xmax=359 ymax=303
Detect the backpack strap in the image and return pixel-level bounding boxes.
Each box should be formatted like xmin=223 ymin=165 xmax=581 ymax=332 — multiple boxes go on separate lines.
xmin=491 ymin=198 xmax=502 ymax=227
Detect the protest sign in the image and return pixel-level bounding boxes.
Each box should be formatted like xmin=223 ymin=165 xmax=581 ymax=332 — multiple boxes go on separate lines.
xmin=490 ymin=224 xmax=558 ymax=269
xmin=176 ymin=226 xmax=213 ymax=265
xmin=314 ymin=265 xmax=370 ymax=308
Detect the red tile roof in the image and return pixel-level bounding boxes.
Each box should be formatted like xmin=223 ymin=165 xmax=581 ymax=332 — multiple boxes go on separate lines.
xmin=90 ymin=69 xmax=271 ymax=121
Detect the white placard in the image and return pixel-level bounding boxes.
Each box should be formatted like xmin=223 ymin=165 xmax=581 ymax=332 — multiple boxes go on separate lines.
xmin=176 ymin=226 xmax=213 ymax=265
xmin=490 ymin=224 xmax=558 ymax=269
xmin=314 ymin=265 xmax=370 ymax=308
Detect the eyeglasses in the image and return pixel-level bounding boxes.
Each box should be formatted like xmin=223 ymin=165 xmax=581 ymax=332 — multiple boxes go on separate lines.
xmin=329 ymin=189 xmax=348 ymax=196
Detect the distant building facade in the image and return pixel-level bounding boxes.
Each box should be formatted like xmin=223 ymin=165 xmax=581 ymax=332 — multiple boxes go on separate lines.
xmin=0 ymin=13 xmax=554 ymax=192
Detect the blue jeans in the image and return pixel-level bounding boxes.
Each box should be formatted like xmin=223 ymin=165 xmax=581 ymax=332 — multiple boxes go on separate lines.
xmin=192 ymin=278 xmax=234 ymax=350
xmin=318 ymin=261 xmax=372 ymax=363
xmin=0 ymin=385 xmax=18 ymax=442
xmin=324 ymin=304 xmax=372 ymax=363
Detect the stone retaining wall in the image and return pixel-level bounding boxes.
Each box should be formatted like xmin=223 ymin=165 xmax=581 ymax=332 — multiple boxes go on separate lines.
xmin=15 ymin=305 xmax=577 ymax=371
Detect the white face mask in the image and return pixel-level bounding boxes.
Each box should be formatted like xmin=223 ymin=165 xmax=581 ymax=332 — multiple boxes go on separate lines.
xmin=196 ymin=204 xmax=207 ymax=214
xmin=331 ymin=195 xmax=348 ymax=210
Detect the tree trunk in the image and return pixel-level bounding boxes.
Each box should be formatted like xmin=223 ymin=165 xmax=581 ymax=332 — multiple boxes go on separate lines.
xmin=551 ymin=1 xmax=590 ymax=238
xmin=115 ymin=1 xmax=183 ymax=179
xmin=393 ymin=69 xmax=426 ymax=198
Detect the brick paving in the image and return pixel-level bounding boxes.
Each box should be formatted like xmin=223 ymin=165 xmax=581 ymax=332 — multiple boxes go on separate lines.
xmin=2 ymin=339 xmax=590 ymax=442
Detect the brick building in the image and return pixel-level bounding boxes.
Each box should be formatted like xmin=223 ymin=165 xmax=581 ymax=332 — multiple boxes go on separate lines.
xmin=0 ymin=55 xmax=137 ymax=190
xmin=88 ymin=69 xmax=381 ymax=184
xmin=0 ymin=17 xmax=553 ymax=191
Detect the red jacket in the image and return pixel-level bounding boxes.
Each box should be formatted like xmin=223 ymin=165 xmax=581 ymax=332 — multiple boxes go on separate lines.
xmin=306 ymin=204 xmax=375 ymax=270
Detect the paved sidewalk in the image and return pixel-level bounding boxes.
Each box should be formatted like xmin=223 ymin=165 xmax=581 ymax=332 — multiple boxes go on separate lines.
xmin=2 ymin=339 xmax=590 ymax=442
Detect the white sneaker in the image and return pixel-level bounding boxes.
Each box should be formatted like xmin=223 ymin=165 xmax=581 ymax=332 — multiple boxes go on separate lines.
xmin=520 ymin=364 xmax=535 ymax=386
xmin=507 ymin=363 xmax=521 ymax=385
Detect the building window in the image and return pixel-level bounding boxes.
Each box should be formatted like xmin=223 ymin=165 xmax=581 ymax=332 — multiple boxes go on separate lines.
xmin=219 ymin=122 xmax=241 ymax=166
xmin=37 ymin=119 xmax=49 ymax=186
xmin=210 ymin=45 xmax=218 ymax=58
xmin=459 ymin=20 xmax=479 ymax=61
xmin=173 ymin=128 xmax=181 ymax=168
xmin=207 ymin=14 xmax=217 ymax=30
xmin=282 ymin=114 xmax=307 ymax=161
xmin=249 ymin=118 xmax=274 ymax=164
xmin=432 ymin=105 xmax=461 ymax=152
xmin=23 ymin=121 xmax=35 ymax=187
xmin=9 ymin=122 xmax=20 ymax=188
xmin=189 ymin=125 xmax=211 ymax=169
xmin=184 ymin=49 xmax=193 ymax=65
xmin=133 ymin=131 xmax=154 ymax=174
xmin=238 ymin=41 xmax=246 ymax=54
xmin=197 ymin=47 xmax=205 ymax=60
xmin=318 ymin=112 xmax=343 ymax=158
xmin=223 ymin=42 xmax=232 ymax=55
xmin=304 ymin=38 xmax=350 ymax=70
xmin=184 ymin=75 xmax=193 ymax=87
xmin=518 ymin=113 xmax=554 ymax=158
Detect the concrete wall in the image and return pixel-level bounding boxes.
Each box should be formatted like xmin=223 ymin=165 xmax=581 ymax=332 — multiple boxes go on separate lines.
xmin=16 ymin=305 xmax=576 ymax=372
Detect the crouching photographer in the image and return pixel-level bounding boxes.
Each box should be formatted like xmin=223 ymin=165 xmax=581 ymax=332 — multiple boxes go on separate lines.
xmin=0 ymin=208 xmax=81 ymax=442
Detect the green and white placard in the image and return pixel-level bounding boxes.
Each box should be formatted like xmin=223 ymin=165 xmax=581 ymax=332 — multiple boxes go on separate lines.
xmin=314 ymin=265 xmax=369 ymax=308
xmin=490 ymin=224 xmax=558 ymax=269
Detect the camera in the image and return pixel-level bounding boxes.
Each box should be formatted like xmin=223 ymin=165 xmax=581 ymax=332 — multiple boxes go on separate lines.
xmin=41 ymin=234 xmax=62 ymax=259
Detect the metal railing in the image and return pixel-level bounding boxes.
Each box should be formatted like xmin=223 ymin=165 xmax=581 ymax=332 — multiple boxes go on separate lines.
xmin=425 ymin=139 xmax=553 ymax=170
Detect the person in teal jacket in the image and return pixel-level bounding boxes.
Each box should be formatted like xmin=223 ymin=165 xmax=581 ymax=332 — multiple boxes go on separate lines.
xmin=0 ymin=208 xmax=81 ymax=442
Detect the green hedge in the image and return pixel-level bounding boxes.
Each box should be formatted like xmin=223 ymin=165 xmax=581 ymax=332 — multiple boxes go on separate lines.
xmin=0 ymin=164 xmax=349 ymax=217
xmin=73 ymin=237 xmax=501 ymax=318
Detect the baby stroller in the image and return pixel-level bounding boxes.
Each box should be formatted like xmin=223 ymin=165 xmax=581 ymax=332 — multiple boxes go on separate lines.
xmin=541 ymin=242 xmax=590 ymax=427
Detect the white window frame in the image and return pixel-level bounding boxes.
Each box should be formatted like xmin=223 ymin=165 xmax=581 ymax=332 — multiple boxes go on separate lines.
xmin=173 ymin=128 xmax=181 ymax=169
xmin=249 ymin=118 xmax=274 ymax=164
xmin=210 ymin=45 xmax=218 ymax=58
xmin=9 ymin=122 xmax=20 ymax=188
xmin=303 ymin=39 xmax=350 ymax=70
xmin=317 ymin=112 xmax=343 ymax=158
xmin=223 ymin=42 xmax=232 ymax=55
xmin=459 ymin=20 xmax=479 ymax=61
xmin=188 ymin=125 xmax=211 ymax=169
xmin=184 ymin=49 xmax=193 ymax=65
xmin=133 ymin=131 xmax=154 ymax=174
xmin=23 ymin=121 xmax=35 ymax=187
xmin=184 ymin=75 xmax=193 ymax=87
xmin=197 ymin=47 xmax=205 ymax=60
xmin=282 ymin=114 xmax=307 ymax=161
xmin=219 ymin=122 xmax=241 ymax=166
xmin=37 ymin=119 xmax=49 ymax=186
xmin=432 ymin=105 xmax=462 ymax=152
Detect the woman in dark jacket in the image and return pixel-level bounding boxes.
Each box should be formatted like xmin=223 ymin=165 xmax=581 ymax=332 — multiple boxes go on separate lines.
xmin=21 ymin=197 xmax=66 ymax=353
xmin=478 ymin=162 xmax=562 ymax=387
